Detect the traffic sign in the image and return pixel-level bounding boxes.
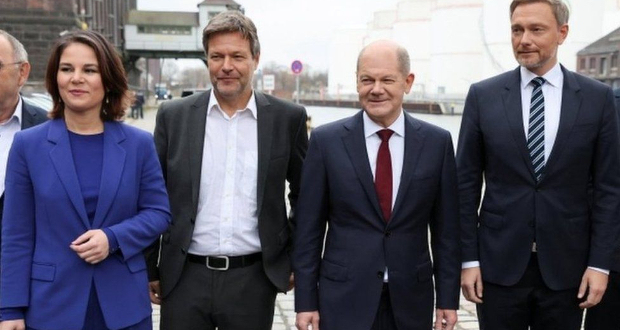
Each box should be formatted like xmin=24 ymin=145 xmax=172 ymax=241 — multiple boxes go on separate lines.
xmin=263 ymin=74 xmax=275 ymax=91
xmin=291 ymin=60 xmax=303 ymax=74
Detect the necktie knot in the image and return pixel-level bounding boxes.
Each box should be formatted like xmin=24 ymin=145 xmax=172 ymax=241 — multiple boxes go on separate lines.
xmin=531 ymin=77 xmax=546 ymax=88
xmin=377 ymin=129 xmax=394 ymax=142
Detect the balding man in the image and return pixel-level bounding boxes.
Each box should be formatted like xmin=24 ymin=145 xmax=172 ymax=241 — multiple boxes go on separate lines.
xmin=293 ymin=40 xmax=461 ymax=330
xmin=0 ymin=29 xmax=47 ymax=321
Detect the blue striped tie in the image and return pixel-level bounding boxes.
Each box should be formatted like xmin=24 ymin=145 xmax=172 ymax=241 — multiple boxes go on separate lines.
xmin=528 ymin=77 xmax=546 ymax=181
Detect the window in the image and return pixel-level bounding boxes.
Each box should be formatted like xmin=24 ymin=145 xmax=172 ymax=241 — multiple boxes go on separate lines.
xmin=579 ymin=58 xmax=586 ymax=70
xmin=589 ymin=57 xmax=596 ymax=70
xmin=612 ymin=53 xmax=618 ymax=69
xmin=208 ymin=12 xmax=222 ymax=20
xmin=600 ymin=57 xmax=607 ymax=75
xmin=137 ymin=25 xmax=192 ymax=35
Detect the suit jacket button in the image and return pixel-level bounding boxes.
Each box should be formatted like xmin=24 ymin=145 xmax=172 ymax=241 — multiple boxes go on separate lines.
xmin=385 ymin=231 xmax=391 ymax=237
xmin=181 ymin=248 xmax=187 ymax=255
xmin=377 ymin=271 xmax=384 ymax=279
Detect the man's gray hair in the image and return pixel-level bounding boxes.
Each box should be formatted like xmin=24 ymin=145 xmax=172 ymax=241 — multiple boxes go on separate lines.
xmin=356 ymin=43 xmax=411 ymax=77
xmin=510 ymin=0 xmax=570 ymax=26
xmin=0 ymin=30 xmax=28 ymax=63
xmin=202 ymin=11 xmax=260 ymax=59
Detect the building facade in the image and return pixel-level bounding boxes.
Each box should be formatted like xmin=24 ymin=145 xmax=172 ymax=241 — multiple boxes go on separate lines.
xmin=576 ymin=26 xmax=620 ymax=89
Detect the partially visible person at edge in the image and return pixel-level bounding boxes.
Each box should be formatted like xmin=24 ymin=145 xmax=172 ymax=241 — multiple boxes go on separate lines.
xmin=0 ymin=30 xmax=171 ymax=330
xmin=145 ymin=10 xmax=308 ymax=330
xmin=584 ymin=87 xmax=620 ymax=330
xmin=0 ymin=29 xmax=48 ymax=322
xmin=458 ymin=0 xmax=620 ymax=329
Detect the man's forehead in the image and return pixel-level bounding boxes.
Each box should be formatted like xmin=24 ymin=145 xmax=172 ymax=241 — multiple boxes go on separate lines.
xmin=0 ymin=35 xmax=13 ymax=61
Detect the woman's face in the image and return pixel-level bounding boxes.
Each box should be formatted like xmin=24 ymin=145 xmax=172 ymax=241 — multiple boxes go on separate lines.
xmin=57 ymin=42 xmax=105 ymax=117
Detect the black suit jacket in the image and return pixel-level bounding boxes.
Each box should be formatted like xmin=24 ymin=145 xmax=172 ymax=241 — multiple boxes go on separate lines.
xmin=147 ymin=90 xmax=308 ymax=297
xmin=613 ymin=88 xmax=620 ymax=273
xmin=457 ymin=66 xmax=620 ymax=289
xmin=293 ymin=111 xmax=460 ymax=330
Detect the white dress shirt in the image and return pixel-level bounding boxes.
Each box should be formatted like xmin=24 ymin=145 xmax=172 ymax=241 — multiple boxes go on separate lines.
xmin=363 ymin=110 xmax=405 ymax=281
xmin=189 ymin=90 xmax=261 ymax=256
xmin=463 ymin=63 xmax=608 ymax=274
xmin=0 ymin=98 xmax=22 ymax=196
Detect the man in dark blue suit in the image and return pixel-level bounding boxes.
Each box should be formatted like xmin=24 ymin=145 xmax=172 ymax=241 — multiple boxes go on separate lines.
xmin=0 ymin=30 xmax=47 ymax=322
xmin=294 ymin=40 xmax=461 ymax=330
xmin=584 ymin=87 xmax=620 ymax=329
xmin=458 ymin=1 xmax=620 ymax=329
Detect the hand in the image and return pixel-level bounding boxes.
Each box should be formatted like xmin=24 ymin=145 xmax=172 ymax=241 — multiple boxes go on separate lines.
xmin=70 ymin=229 xmax=110 ymax=264
xmin=296 ymin=311 xmax=319 ymax=330
xmin=0 ymin=319 xmax=26 ymax=330
xmin=461 ymin=267 xmax=483 ymax=303
xmin=149 ymin=280 xmax=162 ymax=305
xmin=578 ymin=268 xmax=608 ymax=309
xmin=434 ymin=309 xmax=457 ymax=330
xmin=288 ymin=273 xmax=295 ymax=291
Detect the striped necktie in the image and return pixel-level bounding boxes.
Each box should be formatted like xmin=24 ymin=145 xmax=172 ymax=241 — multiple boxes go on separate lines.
xmin=528 ymin=77 xmax=546 ymax=182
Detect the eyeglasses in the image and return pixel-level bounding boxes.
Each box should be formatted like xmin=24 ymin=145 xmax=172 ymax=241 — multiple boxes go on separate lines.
xmin=0 ymin=61 xmax=24 ymax=72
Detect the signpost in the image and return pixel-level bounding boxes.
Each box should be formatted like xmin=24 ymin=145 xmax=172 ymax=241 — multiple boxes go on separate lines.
xmin=263 ymin=74 xmax=275 ymax=93
xmin=291 ymin=60 xmax=303 ymax=104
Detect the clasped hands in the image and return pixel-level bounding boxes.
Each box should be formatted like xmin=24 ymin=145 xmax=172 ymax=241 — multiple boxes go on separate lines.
xmin=69 ymin=229 xmax=110 ymax=264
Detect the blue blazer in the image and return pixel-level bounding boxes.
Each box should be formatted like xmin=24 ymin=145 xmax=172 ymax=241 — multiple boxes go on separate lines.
xmin=293 ymin=111 xmax=461 ymax=330
xmin=0 ymin=119 xmax=171 ymax=330
xmin=457 ymin=66 xmax=620 ymax=289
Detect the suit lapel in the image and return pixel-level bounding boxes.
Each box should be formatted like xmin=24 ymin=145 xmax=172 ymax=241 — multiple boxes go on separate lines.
xmin=543 ymin=67 xmax=581 ymax=177
xmin=188 ymin=92 xmax=210 ymax=213
xmin=342 ymin=111 xmax=384 ymax=223
xmin=92 ymin=122 xmax=126 ymax=228
xmin=255 ymin=92 xmax=273 ymax=216
xmin=21 ymin=99 xmax=35 ymax=129
xmin=48 ymin=119 xmax=90 ymax=228
xmin=391 ymin=113 xmax=424 ymax=223
xmin=502 ymin=67 xmax=537 ymax=179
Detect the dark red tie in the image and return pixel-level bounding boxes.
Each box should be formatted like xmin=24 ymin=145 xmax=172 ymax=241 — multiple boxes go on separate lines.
xmin=375 ymin=129 xmax=394 ymax=222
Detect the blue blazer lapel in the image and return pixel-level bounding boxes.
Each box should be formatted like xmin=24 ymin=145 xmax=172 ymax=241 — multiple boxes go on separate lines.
xmin=543 ymin=66 xmax=582 ymax=177
xmin=48 ymin=119 xmax=90 ymax=229
xmin=92 ymin=121 xmax=126 ymax=228
xmin=503 ymin=67 xmax=537 ymax=180
xmin=391 ymin=113 xmax=424 ymax=222
xmin=256 ymin=92 xmax=273 ymax=217
xmin=342 ymin=111 xmax=384 ymax=223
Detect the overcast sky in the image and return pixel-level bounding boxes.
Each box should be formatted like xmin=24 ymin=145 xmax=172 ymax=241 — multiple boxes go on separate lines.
xmin=137 ymin=0 xmax=400 ymax=71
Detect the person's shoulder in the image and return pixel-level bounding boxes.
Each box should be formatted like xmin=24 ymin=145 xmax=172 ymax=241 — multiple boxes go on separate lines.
xmin=471 ymin=68 xmax=517 ymax=91
xmin=257 ymin=92 xmax=305 ymax=114
xmin=159 ymin=91 xmax=209 ymax=114
xmin=408 ymin=114 xmax=451 ymax=139
xmin=22 ymin=101 xmax=49 ymax=118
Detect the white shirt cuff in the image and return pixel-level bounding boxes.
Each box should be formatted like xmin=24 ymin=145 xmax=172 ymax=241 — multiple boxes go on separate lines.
xmin=588 ymin=266 xmax=609 ymax=275
xmin=462 ymin=261 xmax=480 ymax=269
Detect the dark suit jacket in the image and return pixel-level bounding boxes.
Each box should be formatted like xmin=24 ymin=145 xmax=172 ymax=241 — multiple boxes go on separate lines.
xmin=1 ymin=120 xmax=171 ymax=329
xmin=457 ymin=66 xmax=620 ymax=289
xmin=613 ymin=88 xmax=620 ymax=273
xmin=147 ymin=90 xmax=308 ymax=297
xmin=293 ymin=111 xmax=461 ymax=330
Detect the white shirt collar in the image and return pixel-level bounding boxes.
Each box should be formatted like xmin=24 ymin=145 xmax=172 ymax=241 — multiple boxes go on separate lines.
xmin=207 ymin=89 xmax=257 ymax=119
xmin=363 ymin=110 xmax=405 ymax=138
xmin=520 ymin=62 xmax=563 ymax=89
xmin=1 ymin=97 xmax=23 ymax=127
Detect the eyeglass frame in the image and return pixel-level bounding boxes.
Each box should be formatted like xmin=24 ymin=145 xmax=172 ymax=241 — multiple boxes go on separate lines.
xmin=0 ymin=61 xmax=24 ymax=71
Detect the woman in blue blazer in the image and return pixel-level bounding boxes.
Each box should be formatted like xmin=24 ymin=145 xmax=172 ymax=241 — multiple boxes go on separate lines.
xmin=0 ymin=30 xmax=171 ymax=330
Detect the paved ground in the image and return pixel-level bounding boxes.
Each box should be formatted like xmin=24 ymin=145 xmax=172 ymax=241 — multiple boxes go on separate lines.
xmin=127 ymin=106 xmax=583 ymax=330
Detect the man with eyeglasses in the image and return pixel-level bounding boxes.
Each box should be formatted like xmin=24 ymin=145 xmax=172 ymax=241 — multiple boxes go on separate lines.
xmin=0 ymin=29 xmax=48 ymax=322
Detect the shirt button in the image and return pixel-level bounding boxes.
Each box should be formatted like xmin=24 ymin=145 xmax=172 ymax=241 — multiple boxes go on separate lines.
xmin=377 ymin=271 xmax=384 ymax=279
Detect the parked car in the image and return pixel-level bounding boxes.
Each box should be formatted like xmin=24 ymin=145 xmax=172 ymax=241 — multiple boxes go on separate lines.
xmin=22 ymin=92 xmax=53 ymax=111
